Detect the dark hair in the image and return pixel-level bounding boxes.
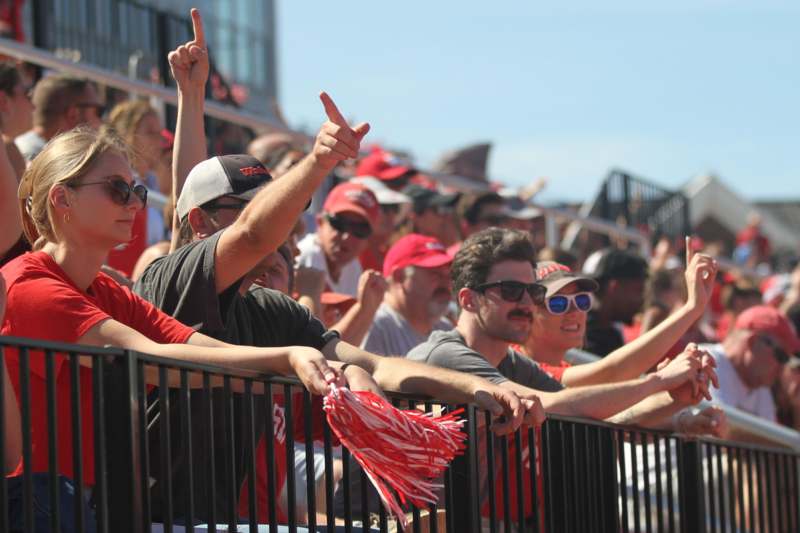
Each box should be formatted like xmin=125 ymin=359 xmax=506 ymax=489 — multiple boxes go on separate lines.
xmin=31 ymin=75 xmax=95 ymax=128
xmin=451 ymin=227 xmax=536 ymax=293
xmin=0 ymin=61 xmax=21 ymax=95
xmin=592 ymin=248 xmax=649 ymax=291
xmin=459 ymin=191 xmax=505 ymax=225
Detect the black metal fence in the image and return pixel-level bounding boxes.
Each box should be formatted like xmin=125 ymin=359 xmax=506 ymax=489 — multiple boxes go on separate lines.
xmin=595 ymin=168 xmax=691 ymax=243
xmin=2 ymin=334 xmax=799 ymax=533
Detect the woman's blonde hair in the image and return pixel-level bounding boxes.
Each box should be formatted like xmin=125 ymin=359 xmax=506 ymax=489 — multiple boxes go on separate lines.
xmin=106 ymin=99 xmax=157 ymax=164
xmin=18 ymin=126 xmax=130 ymax=250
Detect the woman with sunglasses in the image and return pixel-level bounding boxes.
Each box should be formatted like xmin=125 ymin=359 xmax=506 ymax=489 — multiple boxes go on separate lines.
xmin=1 ymin=127 xmax=343 ymax=530
xmin=519 ymin=256 xmax=729 ymax=435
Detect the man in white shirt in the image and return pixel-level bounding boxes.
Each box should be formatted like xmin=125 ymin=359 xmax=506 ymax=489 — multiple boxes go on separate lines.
xmin=362 ymin=233 xmax=453 ymax=356
xmin=296 ymin=182 xmax=379 ymax=296
xmin=702 ymin=305 xmax=799 ymax=421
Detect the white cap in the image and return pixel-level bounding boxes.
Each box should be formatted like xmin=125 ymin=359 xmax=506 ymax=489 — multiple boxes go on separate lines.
xmin=349 ymin=176 xmax=411 ymax=205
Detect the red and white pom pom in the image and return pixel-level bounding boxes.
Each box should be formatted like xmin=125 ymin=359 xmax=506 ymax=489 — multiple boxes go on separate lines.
xmin=323 ymin=384 xmax=466 ymax=531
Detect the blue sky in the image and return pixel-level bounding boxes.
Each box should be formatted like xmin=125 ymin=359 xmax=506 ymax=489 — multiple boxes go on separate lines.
xmin=276 ymin=2 xmax=799 ymax=203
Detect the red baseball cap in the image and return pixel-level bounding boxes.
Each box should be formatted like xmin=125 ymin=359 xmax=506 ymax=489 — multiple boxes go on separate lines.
xmin=383 ymin=234 xmax=452 ymax=277
xmin=323 ymin=182 xmax=380 ymax=227
xmin=735 ymin=305 xmax=800 ymax=354
xmin=355 ymin=149 xmax=413 ymax=181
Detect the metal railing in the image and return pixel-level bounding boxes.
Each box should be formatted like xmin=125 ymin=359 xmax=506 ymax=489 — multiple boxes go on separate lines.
xmin=3 ymin=335 xmax=800 ymax=532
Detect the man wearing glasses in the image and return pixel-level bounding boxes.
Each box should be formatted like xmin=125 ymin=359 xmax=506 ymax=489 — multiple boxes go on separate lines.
xmin=408 ymin=227 xmax=720 ymax=423
xmin=296 ymin=181 xmax=379 ymax=296
xmin=701 ymin=305 xmax=799 ymax=421
xmin=15 ymin=74 xmax=103 ymax=162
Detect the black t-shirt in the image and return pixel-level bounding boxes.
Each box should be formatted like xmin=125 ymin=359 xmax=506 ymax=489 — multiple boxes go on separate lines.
xmin=133 ymin=231 xmax=334 ymax=523
xmin=583 ymin=311 xmax=625 ymax=357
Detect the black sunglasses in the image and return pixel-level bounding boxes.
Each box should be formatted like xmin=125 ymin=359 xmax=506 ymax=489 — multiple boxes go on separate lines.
xmin=70 ymin=178 xmax=148 ymax=207
xmin=759 ymin=335 xmax=790 ymax=365
xmin=324 ymin=213 xmax=372 ymax=239
xmin=203 ymin=198 xmax=249 ymax=212
xmin=475 ymin=280 xmax=546 ymax=304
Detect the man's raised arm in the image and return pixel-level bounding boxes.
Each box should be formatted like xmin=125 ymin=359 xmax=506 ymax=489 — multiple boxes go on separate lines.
xmin=168 ymin=8 xmax=210 ymax=252
xmin=212 ymin=93 xmax=368 ymax=293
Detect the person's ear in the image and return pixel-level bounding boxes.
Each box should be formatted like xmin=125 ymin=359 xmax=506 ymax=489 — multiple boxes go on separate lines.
xmin=187 ymin=207 xmax=215 ymax=239
xmin=49 ymin=184 xmax=72 ymax=211
xmin=458 ymin=287 xmax=478 ymax=312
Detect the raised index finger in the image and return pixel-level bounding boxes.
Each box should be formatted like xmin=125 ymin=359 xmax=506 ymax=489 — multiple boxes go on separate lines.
xmin=685 ymin=235 xmax=693 ymax=265
xmin=190 ymin=8 xmax=206 ymax=48
xmin=319 ymin=91 xmax=348 ymax=127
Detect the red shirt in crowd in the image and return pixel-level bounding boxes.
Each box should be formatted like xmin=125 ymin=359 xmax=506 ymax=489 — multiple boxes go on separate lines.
xmin=1 ymin=251 xmax=194 ymax=484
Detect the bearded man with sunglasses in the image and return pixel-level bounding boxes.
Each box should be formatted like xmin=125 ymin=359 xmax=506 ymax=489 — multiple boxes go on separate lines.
xmin=409 ymin=227 xmax=720 ymax=425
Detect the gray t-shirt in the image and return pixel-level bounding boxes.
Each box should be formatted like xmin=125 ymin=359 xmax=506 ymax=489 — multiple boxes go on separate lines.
xmin=407 ymin=329 xmax=563 ymax=392
xmin=14 ymin=130 xmax=47 ymax=162
xmin=361 ymin=302 xmax=451 ymax=357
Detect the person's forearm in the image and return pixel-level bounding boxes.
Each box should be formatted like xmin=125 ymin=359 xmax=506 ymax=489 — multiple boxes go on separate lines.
xmin=231 ymin=153 xmax=332 ymax=251
xmin=324 ymin=339 xmax=481 ymax=404
xmin=331 ymin=302 xmax=379 ymax=345
xmin=170 ymin=88 xmax=207 ymax=251
xmin=563 ymin=303 xmax=701 ymax=388
xmin=146 ymin=334 xmax=296 ymax=375
xmin=605 ymin=391 xmax=683 ymax=429
xmin=535 ymin=373 xmax=669 ymax=420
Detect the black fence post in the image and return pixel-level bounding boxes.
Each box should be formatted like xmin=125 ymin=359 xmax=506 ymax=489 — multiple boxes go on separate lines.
xmin=103 ymin=350 xmax=142 ymax=533
xmin=679 ymin=439 xmax=705 ymax=533
xmin=449 ymin=405 xmax=478 ymax=533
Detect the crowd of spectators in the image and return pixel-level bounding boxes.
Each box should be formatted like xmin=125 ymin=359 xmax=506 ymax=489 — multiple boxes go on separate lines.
xmin=2 ymin=7 xmax=800 ymax=531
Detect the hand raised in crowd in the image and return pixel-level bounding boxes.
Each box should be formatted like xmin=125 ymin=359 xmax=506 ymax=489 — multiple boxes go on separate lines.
xmin=287 ymin=346 xmax=342 ymax=396
xmin=168 ymin=8 xmax=209 ymax=92
xmin=294 ymin=266 xmax=327 ymax=300
xmin=313 ymin=92 xmax=370 ymax=168
xmin=684 ymin=236 xmax=718 ymax=312
xmin=473 ymin=385 xmax=526 ymax=436
xmin=356 ymin=269 xmax=388 ymax=311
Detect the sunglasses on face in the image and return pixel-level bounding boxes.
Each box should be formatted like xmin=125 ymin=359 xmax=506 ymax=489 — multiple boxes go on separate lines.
xmin=203 ymin=197 xmax=249 ymax=212
xmin=475 ymin=280 xmax=546 ymax=304
xmin=759 ymin=335 xmax=790 ymax=365
xmin=70 ymin=178 xmax=148 ymax=207
xmin=75 ymin=102 xmax=106 ymax=116
xmin=544 ymin=292 xmax=594 ymax=315
xmin=324 ymin=213 xmax=372 ymax=239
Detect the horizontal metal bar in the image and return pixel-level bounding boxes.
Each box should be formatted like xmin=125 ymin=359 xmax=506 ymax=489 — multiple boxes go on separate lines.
xmin=0 ymin=37 xmax=288 ymax=133
xmin=0 ymin=335 xmax=125 ymax=356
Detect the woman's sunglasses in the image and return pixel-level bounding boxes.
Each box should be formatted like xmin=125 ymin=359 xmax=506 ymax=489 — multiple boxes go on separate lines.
xmin=475 ymin=280 xmax=546 ymax=304
xmin=544 ymin=292 xmax=593 ymax=315
xmin=70 ymin=178 xmax=148 ymax=207
xmin=324 ymin=213 xmax=372 ymax=239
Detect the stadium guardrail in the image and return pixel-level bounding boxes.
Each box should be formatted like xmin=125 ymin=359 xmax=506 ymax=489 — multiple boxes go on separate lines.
xmin=3 ymin=335 xmax=800 ymax=533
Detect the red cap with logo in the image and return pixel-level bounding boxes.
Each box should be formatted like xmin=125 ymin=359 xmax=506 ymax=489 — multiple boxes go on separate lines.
xmin=323 ymin=182 xmax=380 ymax=227
xmin=735 ymin=305 xmax=800 ymax=354
xmin=382 ymin=234 xmax=453 ymax=277
xmin=356 ymin=148 xmax=413 ymax=181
